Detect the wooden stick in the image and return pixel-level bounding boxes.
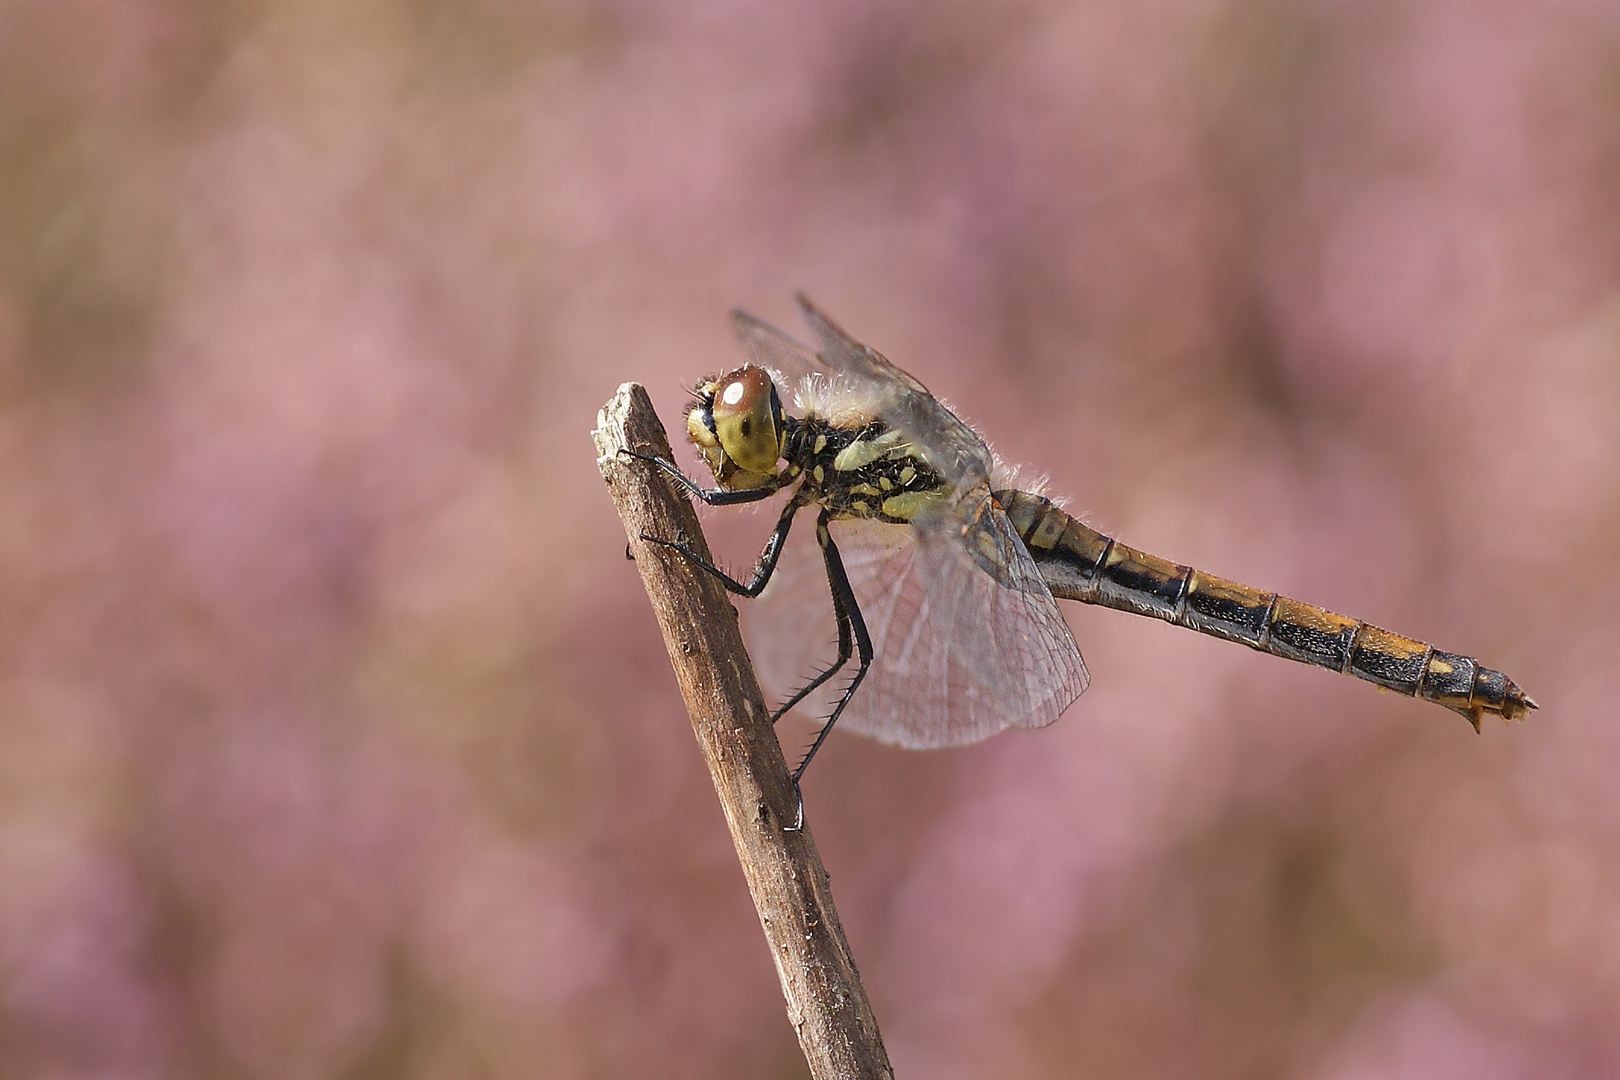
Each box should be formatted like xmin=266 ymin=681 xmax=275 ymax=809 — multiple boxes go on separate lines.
xmin=593 ymin=384 xmax=893 ymax=1080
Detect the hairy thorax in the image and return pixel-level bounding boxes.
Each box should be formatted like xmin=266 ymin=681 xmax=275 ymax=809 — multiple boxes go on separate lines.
xmin=789 ymin=416 xmax=947 ymax=525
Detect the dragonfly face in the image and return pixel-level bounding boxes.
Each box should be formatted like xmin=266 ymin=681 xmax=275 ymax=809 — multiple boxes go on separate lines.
xmin=686 ymin=365 xmax=787 ymax=490
xmin=637 ymin=296 xmax=1534 ymax=794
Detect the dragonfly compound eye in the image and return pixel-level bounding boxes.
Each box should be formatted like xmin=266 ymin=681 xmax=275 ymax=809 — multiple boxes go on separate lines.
xmin=711 ymin=365 xmax=784 ymax=476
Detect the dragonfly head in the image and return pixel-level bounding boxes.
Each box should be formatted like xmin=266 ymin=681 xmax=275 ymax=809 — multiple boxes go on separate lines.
xmin=687 ymin=364 xmax=787 ymax=488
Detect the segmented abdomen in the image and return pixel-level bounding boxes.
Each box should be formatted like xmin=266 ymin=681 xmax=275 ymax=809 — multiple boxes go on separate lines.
xmin=997 ymin=490 xmax=1537 ymax=727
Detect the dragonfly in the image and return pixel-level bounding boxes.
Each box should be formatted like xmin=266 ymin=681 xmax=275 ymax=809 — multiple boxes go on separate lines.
xmin=631 ymin=296 xmax=1537 ymax=790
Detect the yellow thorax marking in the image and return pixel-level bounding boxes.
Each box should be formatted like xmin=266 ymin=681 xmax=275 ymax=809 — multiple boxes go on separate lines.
xmin=880 ymin=490 xmax=945 ymax=521
xmin=832 ymin=429 xmax=905 ymax=472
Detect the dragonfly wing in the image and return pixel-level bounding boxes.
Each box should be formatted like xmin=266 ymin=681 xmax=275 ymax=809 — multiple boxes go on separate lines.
xmin=749 ymin=514 xmax=1089 ymax=750
xmin=731 ymin=300 xmax=996 ymax=492
xmin=789 ymin=297 xmax=930 ymax=399
xmin=792 ymin=295 xmax=995 ymax=491
xmin=730 ymin=309 xmax=821 ymax=380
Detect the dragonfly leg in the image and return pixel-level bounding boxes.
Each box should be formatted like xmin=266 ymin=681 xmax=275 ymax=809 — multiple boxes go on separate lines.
xmin=768 ymin=505 xmax=852 ymax=721
xmin=618 ymin=448 xmax=784 ymax=506
xmin=639 ymin=490 xmax=807 ymax=598
xmin=790 ymin=510 xmax=874 ymax=786
xmin=769 ymin=585 xmax=857 ymax=724
xmin=770 ymin=658 xmax=848 ymax=726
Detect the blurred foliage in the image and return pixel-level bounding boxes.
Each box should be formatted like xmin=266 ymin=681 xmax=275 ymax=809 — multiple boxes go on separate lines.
xmin=0 ymin=1 xmax=1614 ymax=1078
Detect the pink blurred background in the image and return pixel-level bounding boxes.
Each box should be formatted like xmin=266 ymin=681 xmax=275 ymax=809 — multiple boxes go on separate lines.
xmin=1 ymin=2 xmax=1615 ymax=1077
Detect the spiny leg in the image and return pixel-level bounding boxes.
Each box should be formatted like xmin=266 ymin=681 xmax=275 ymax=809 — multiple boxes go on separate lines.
xmin=790 ymin=510 xmax=874 ymax=787
xmin=768 ymin=509 xmax=858 ymax=723
xmin=619 ymin=448 xmax=785 ymax=507
xmin=640 ymin=488 xmax=809 ymax=598
xmin=772 ymin=652 xmax=850 ymax=728
xmin=770 ymin=576 xmax=857 ymax=725
xmin=621 ymin=445 xmax=806 ymax=594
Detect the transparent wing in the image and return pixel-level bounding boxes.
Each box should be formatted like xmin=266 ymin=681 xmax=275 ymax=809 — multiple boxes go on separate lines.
xmin=729 ymin=307 xmax=821 ymax=380
xmin=730 ymin=296 xmax=995 ymax=493
xmin=748 ymin=512 xmax=1090 ymax=750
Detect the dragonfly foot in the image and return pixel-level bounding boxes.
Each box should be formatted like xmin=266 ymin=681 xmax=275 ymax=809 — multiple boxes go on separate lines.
xmin=782 ymin=781 xmax=805 ymax=833
xmin=638 ymin=531 xmax=696 ymax=559
xmin=617 ymin=447 xmax=670 ymax=468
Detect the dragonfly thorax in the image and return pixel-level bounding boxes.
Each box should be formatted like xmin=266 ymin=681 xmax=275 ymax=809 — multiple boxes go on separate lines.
xmin=790 ymin=416 xmax=949 ymax=525
xmin=685 ymin=363 xmax=948 ymax=524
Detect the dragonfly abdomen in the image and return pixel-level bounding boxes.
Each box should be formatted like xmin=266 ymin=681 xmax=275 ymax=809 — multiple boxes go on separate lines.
xmin=997 ymin=490 xmax=1536 ymax=728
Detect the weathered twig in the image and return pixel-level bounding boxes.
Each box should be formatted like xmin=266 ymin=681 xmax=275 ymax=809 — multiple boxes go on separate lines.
xmin=593 ymin=384 xmax=893 ymax=1080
